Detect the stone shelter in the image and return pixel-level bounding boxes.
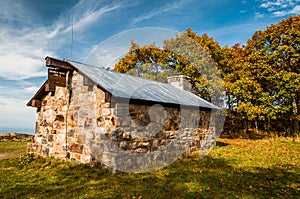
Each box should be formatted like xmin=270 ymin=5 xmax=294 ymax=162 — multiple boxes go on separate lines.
xmin=27 ymin=57 xmax=219 ymax=172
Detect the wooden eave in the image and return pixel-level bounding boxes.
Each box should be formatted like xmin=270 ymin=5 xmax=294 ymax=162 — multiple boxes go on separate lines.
xmin=27 ymin=80 xmax=50 ymax=107
xmin=46 ymin=57 xmax=110 ymax=91
xmin=27 ymin=57 xmax=113 ymax=107
xmin=45 ymin=56 xmax=73 ymax=70
xmin=27 ymin=57 xmax=74 ymax=108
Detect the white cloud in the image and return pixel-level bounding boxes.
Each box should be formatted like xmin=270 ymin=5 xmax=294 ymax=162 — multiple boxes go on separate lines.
xmin=205 ymin=20 xmax=277 ymax=46
xmin=0 ymin=30 xmax=51 ymax=80
xmin=260 ymin=0 xmax=294 ymax=10
xmin=259 ymin=0 xmax=300 ymax=17
xmin=0 ymin=0 xmax=36 ymax=25
xmin=0 ymin=97 xmax=36 ymax=129
xmin=131 ymin=0 xmax=193 ymax=25
xmin=273 ymin=11 xmax=287 ymax=16
xmin=0 ymin=0 xmax=130 ymax=130
xmin=24 ymin=86 xmax=39 ymax=93
xmin=84 ymin=27 xmax=177 ymax=68
xmin=62 ymin=4 xmax=122 ymax=34
xmin=290 ymin=5 xmax=300 ymax=14
xmin=272 ymin=5 xmax=300 ymax=16
xmin=0 ymin=18 xmax=57 ymax=80
xmin=0 ymin=83 xmax=42 ymax=101
xmin=0 ymin=0 xmax=126 ymax=80
xmin=255 ymin=12 xmax=265 ymax=18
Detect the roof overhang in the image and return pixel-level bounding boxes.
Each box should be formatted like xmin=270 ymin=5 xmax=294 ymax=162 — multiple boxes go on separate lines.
xmin=27 ymin=57 xmax=75 ymax=107
xmin=27 ymin=80 xmax=51 ymax=107
xmin=45 ymin=56 xmax=73 ymax=70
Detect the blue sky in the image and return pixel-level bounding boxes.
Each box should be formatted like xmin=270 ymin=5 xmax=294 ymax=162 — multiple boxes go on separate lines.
xmin=0 ymin=0 xmax=299 ymax=134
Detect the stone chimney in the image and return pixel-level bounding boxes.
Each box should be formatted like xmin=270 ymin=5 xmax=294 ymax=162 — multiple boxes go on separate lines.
xmin=167 ymin=75 xmax=192 ymax=92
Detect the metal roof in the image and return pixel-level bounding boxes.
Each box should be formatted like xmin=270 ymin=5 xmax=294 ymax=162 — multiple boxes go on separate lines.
xmin=66 ymin=60 xmax=219 ymax=109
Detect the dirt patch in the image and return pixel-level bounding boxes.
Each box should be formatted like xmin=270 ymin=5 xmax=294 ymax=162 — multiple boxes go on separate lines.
xmin=0 ymin=150 xmax=25 ymax=160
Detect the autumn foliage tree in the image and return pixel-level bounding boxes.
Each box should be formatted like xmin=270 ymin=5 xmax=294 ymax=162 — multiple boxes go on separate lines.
xmin=241 ymin=15 xmax=300 ymax=135
xmin=115 ymin=34 xmax=223 ymax=102
xmin=114 ymin=15 xmax=300 ymax=136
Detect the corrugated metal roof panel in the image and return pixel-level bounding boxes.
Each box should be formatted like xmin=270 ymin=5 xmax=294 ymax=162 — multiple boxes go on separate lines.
xmin=67 ymin=60 xmax=219 ymax=109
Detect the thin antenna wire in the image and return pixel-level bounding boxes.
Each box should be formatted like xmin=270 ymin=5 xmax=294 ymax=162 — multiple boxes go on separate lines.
xmin=71 ymin=17 xmax=74 ymax=59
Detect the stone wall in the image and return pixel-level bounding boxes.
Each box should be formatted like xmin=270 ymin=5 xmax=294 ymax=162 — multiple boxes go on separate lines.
xmin=111 ymin=103 xmax=213 ymax=153
xmin=96 ymin=101 xmax=215 ymax=172
xmin=27 ymin=80 xmax=68 ymax=159
xmin=28 ymin=70 xmax=216 ymax=171
xmin=28 ymin=71 xmax=113 ymax=163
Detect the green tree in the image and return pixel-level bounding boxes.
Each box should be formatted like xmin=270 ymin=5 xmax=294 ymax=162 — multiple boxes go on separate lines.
xmin=114 ymin=40 xmax=176 ymax=82
xmin=244 ymin=15 xmax=300 ymax=135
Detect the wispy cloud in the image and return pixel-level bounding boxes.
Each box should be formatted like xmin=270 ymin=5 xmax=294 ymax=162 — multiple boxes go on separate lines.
xmin=0 ymin=27 xmax=52 ymax=80
xmin=255 ymin=12 xmax=265 ymax=19
xmin=273 ymin=5 xmax=300 ymax=16
xmin=0 ymin=0 xmax=127 ymax=80
xmin=131 ymin=0 xmax=193 ymax=25
xmin=62 ymin=3 xmax=123 ymax=34
xmin=84 ymin=27 xmax=177 ymax=67
xmin=0 ymin=97 xmax=35 ymax=128
xmin=24 ymin=86 xmax=40 ymax=93
xmin=205 ymin=20 xmax=276 ymax=46
xmin=0 ymin=0 xmax=130 ymax=130
xmin=0 ymin=0 xmax=36 ymax=25
xmin=259 ymin=0 xmax=300 ymax=17
xmin=0 ymin=81 xmax=40 ymax=129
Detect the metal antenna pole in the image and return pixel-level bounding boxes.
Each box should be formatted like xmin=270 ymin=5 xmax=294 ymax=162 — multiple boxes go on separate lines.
xmin=71 ymin=17 xmax=74 ymax=59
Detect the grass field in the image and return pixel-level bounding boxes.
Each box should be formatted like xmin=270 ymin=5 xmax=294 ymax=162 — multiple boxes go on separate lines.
xmin=0 ymin=137 xmax=299 ymax=198
xmin=0 ymin=142 xmax=27 ymax=153
xmin=0 ymin=142 xmax=27 ymax=160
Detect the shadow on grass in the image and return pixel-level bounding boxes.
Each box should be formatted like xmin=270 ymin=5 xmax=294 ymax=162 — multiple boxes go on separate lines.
xmin=220 ymin=129 xmax=269 ymax=140
xmin=1 ymin=155 xmax=299 ymax=199
xmin=216 ymin=141 xmax=229 ymax=147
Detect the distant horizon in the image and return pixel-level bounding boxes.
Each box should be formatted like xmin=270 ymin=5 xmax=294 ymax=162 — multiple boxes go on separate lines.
xmin=0 ymin=127 xmax=34 ymax=135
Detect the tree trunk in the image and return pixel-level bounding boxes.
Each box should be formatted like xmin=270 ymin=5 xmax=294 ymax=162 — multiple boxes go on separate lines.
xmin=255 ymin=119 xmax=258 ymax=134
xmin=244 ymin=119 xmax=248 ymax=134
xmin=267 ymin=117 xmax=270 ymax=132
xmin=292 ymin=98 xmax=299 ymax=136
